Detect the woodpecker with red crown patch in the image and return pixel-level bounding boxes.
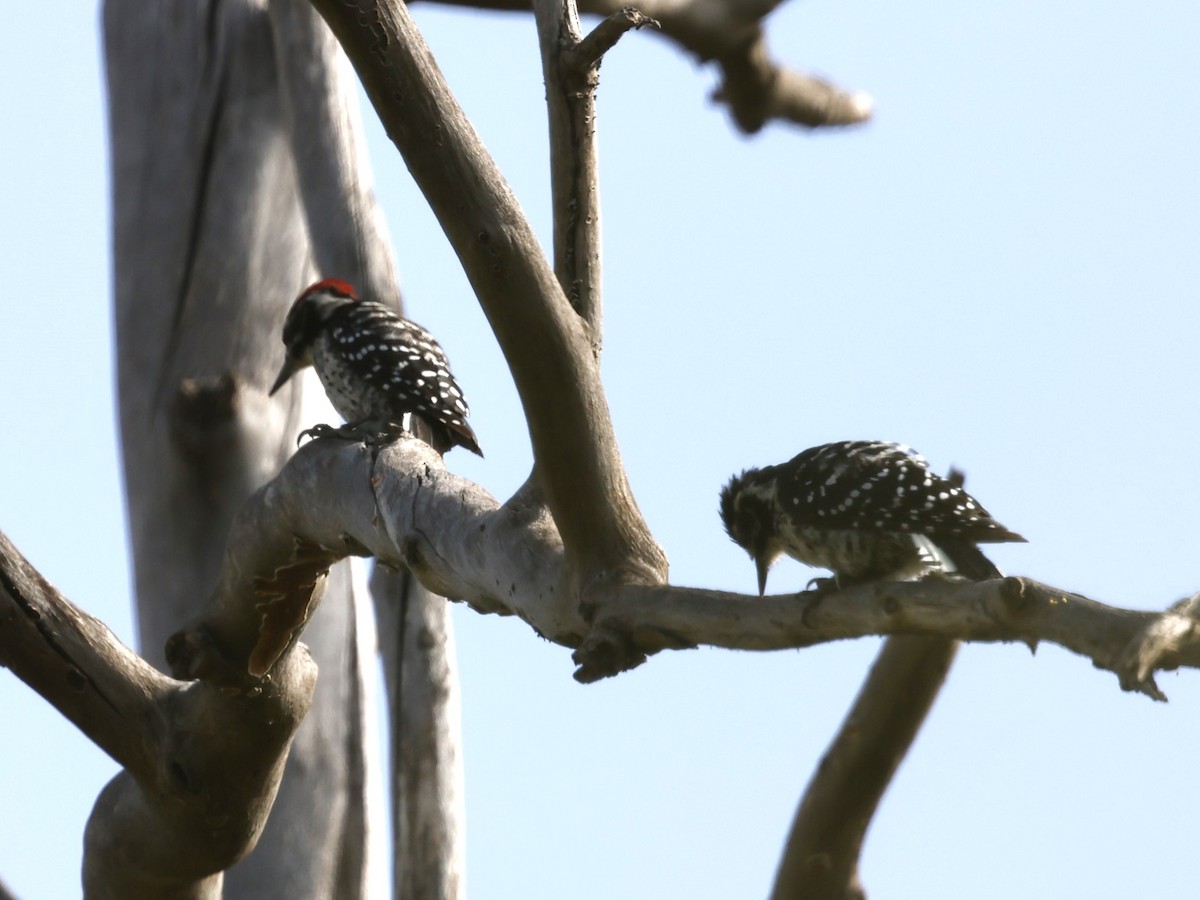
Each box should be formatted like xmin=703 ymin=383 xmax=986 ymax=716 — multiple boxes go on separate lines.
xmin=270 ymin=279 xmax=482 ymax=456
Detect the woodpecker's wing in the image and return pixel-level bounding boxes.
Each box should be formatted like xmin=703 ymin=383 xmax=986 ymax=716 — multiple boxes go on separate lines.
xmin=774 ymin=440 xmax=1024 ymax=543
xmin=325 ymin=301 xmax=480 ymax=453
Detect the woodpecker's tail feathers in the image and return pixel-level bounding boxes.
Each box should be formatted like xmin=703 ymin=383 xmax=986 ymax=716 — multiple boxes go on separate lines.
xmin=423 ymin=417 xmax=483 ymax=457
xmin=936 ymin=537 xmax=1004 ymax=581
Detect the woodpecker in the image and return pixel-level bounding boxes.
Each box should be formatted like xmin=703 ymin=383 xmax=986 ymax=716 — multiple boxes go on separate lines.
xmin=269 ymin=279 xmax=482 ymax=456
xmin=719 ymin=441 xmax=1024 ymax=595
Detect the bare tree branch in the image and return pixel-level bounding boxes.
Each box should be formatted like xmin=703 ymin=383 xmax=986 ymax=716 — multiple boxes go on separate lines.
xmin=770 ymin=637 xmax=957 ymax=900
xmin=372 ymin=567 xmax=466 ymax=899
xmin=0 ymin=532 xmax=174 ymax=775
xmin=0 ymin=531 xmax=317 ymax=899
xmin=532 ymin=0 xmax=604 ymax=337
xmin=712 ymin=32 xmax=874 ymax=133
xmin=567 ymin=8 xmax=660 ymax=72
xmin=414 ymin=0 xmax=873 ymax=132
xmin=178 ymin=437 xmax=1200 ymax=701
xmin=103 ymin=2 xmax=388 ymax=894
xmin=532 ymin=2 xmax=661 ymax=337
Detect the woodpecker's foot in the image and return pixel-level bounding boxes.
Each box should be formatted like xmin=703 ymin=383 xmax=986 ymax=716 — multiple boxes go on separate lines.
xmin=798 ymin=576 xmax=849 ymax=628
xmin=296 ymin=421 xmax=380 ymax=446
xmin=363 ymin=420 xmax=410 ymax=447
xmin=804 ymin=575 xmax=842 ymax=597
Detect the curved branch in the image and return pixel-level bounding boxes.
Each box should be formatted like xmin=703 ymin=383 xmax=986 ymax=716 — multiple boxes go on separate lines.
xmin=0 ymin=531 xmax=316 ymax=899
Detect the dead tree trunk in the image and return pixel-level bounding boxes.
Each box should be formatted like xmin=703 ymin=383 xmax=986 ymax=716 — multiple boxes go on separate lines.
xmin=103 ymin=0 xmax=462 ymax=894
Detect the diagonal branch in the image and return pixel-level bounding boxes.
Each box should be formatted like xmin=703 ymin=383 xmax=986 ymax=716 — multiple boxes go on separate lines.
xmin=769 ymin=637 xmax=957 ymax=900
xmin=307 ymin=0 xmax=668 ymax=596
xmin=0 ymin=531 xmax=174 ymax=774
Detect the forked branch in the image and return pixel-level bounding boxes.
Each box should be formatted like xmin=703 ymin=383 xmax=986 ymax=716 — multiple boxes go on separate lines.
xmin=0 ymin=531 xmax=317 ymax=899
xmin=417 ymin=0 xmax=873 ymax=132
xmin=308 ymin=0 xmax=667 ymax=596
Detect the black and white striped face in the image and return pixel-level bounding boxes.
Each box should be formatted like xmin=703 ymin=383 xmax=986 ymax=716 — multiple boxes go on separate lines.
xmin=720 ymin=468 xmax=785 ymax=594
xmin=270 ymin=279 xmax=358 ymax=393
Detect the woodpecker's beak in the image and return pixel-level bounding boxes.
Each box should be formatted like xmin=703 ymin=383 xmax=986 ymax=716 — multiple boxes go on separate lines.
xmin=269 ymin=356 xmax=301 ymax=396
xmin=755 ymin=555 xmax=770 ymax=597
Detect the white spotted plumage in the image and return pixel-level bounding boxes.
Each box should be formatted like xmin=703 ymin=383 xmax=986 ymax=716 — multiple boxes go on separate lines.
xmin=270 ymin=279 xmax=482 ymax=456
xmin=720 ymin=440 xmax=1024 ymax=594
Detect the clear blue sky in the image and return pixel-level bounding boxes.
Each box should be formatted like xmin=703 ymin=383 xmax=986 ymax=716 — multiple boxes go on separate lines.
xmin=2 ymin=2 xmax=1198 ymax=898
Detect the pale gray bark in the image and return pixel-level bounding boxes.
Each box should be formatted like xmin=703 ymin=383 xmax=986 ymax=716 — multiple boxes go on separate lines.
xmin=102 ymin=0 xmax=456 ymax=895
xmin=373 ymin=567 xmax=466 ymax=900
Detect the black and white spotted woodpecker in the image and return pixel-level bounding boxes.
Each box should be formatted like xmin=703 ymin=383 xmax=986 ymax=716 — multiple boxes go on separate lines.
xmin=719 ymin=440 xmax=1024 ymax=595
xmin=269 ymin=279 xmax=482 ymax=456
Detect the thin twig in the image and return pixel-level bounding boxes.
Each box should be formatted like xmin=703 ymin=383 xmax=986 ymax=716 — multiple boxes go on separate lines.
xmin=566 ymin=8 xmax=661 ymax=73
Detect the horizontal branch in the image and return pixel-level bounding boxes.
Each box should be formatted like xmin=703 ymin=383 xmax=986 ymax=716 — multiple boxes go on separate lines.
xmin=179 ymin=436 xmax=1200 ymax=699
xmin=577 ymin=579 xmax=1200 ymax=695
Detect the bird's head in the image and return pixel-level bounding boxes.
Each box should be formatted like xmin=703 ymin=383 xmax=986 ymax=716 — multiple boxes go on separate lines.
xmin=269 ymin=279 xmax=358 ymax=396
xmin=719 ymin=468 xmax=781 ymax=596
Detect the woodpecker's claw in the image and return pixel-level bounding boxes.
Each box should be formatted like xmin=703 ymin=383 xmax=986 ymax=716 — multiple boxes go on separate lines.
xmin=297 ymin=419 xmax=411 ymax=448
xmin=804 ymin=575 xmax=842 ymax=597
xmin=297 ymin=422 xmax=366 ymax=446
